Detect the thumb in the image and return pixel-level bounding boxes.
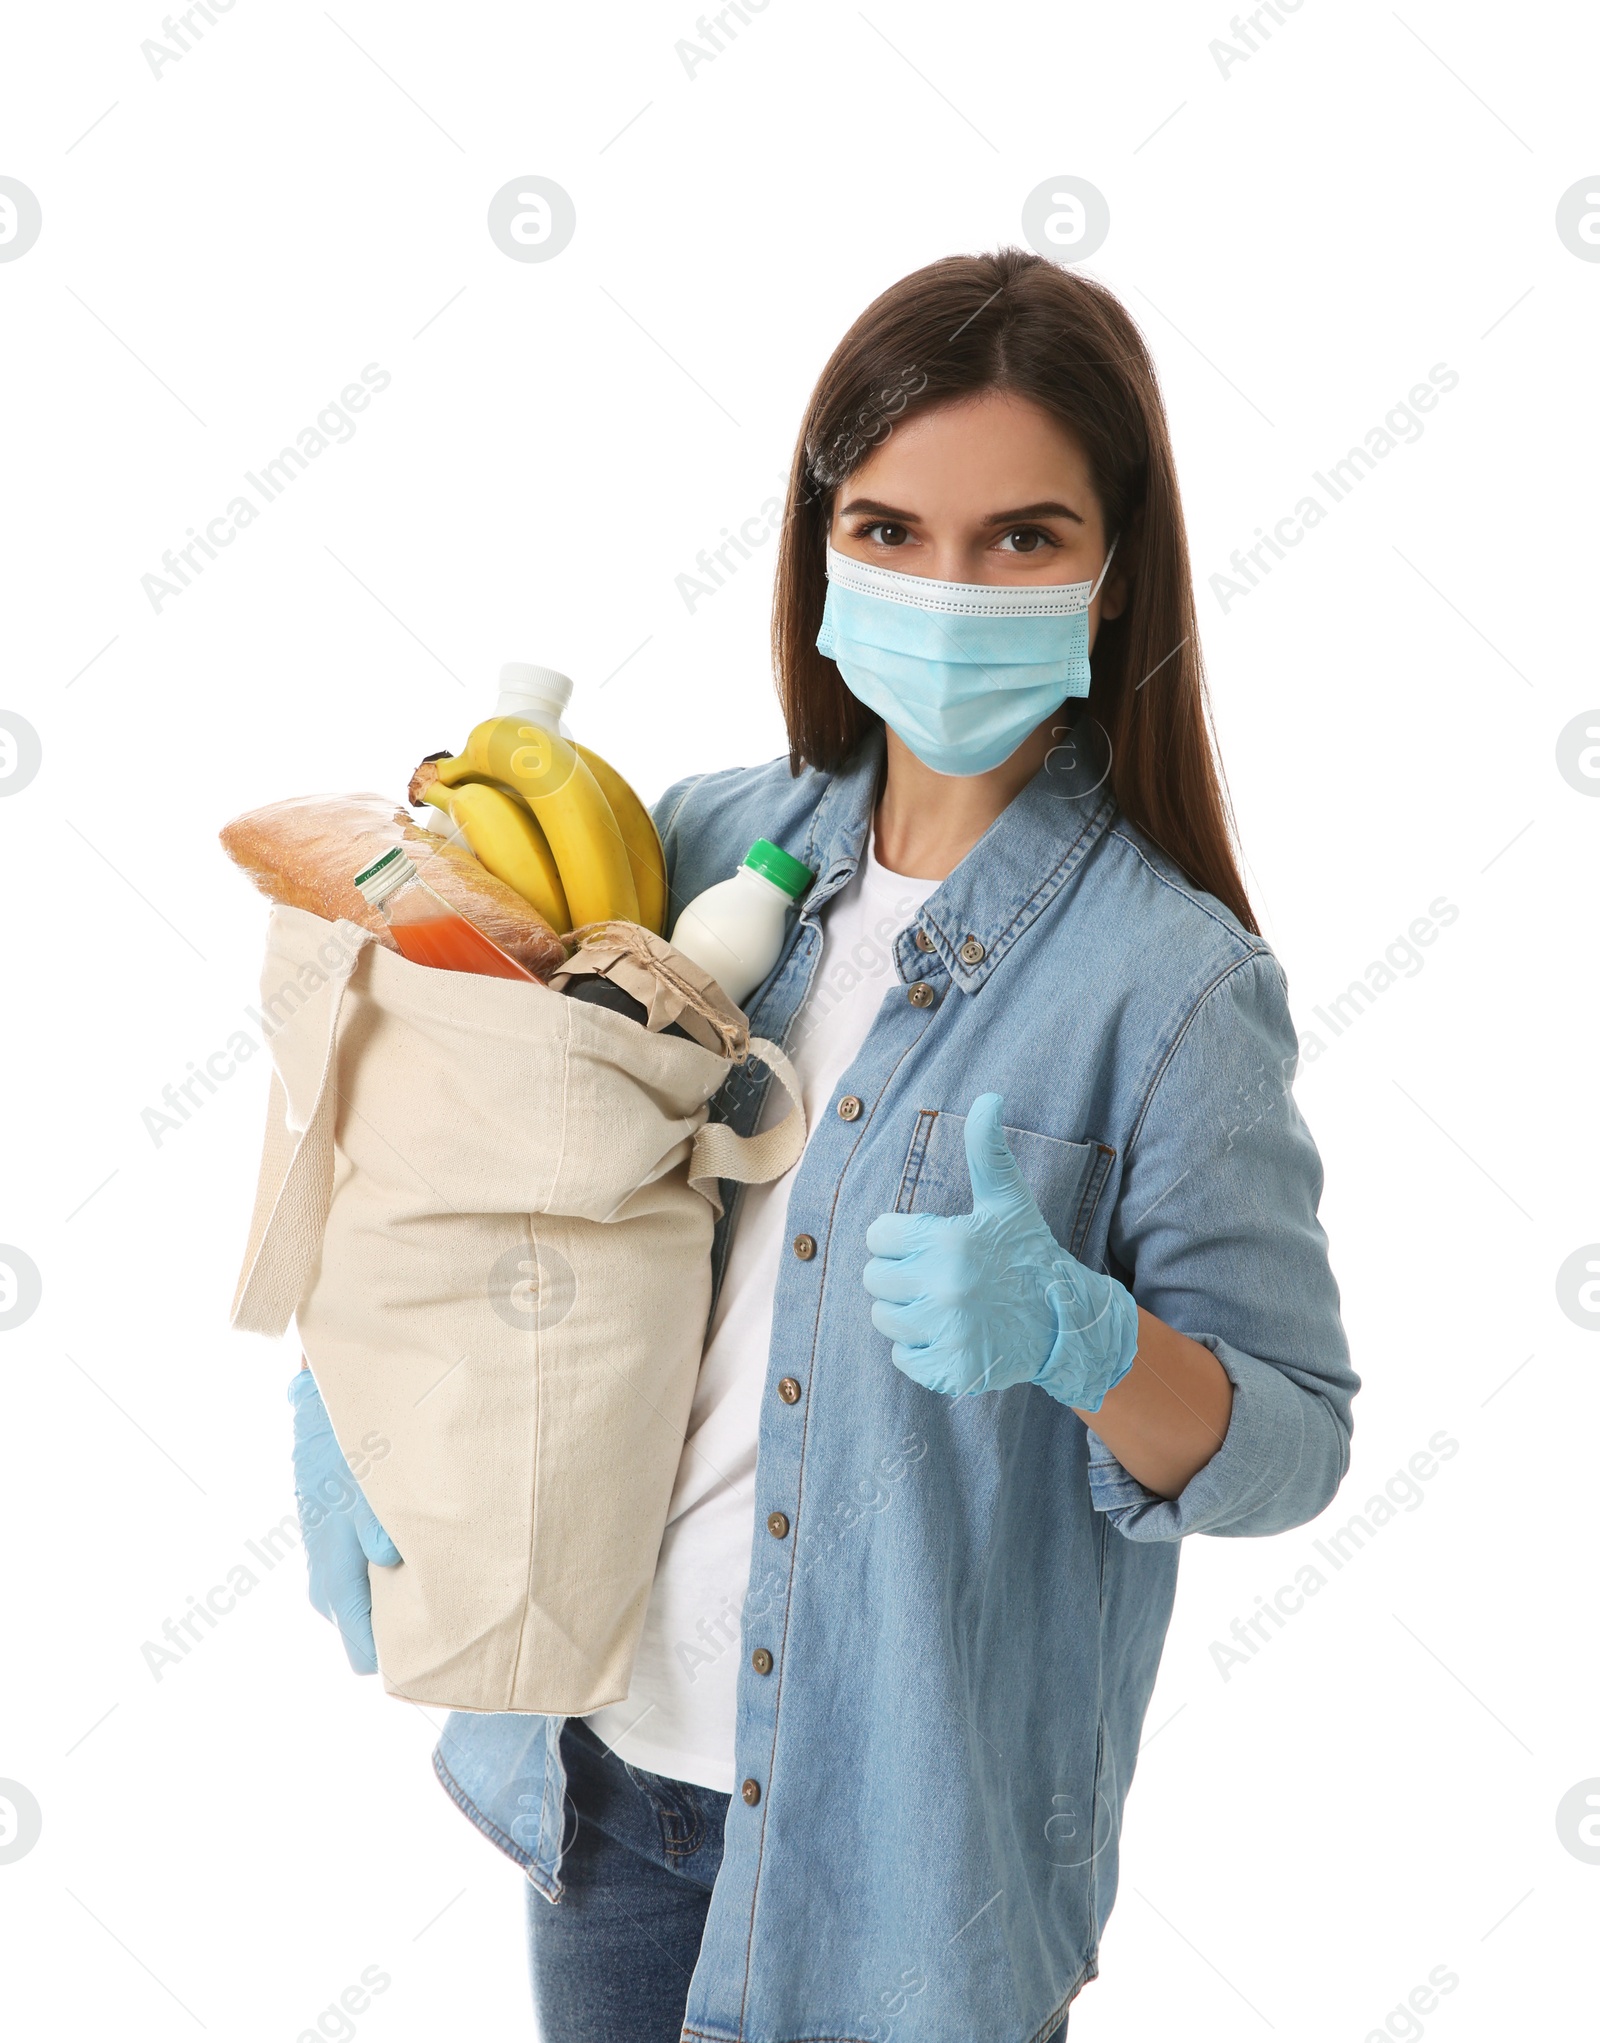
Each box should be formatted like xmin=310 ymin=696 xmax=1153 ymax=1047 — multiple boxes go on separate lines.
xmin=354 ymin=1496 xmax=402 ymax=1569
xmin=964 ymin=1093 xmax=1032 ymax=1220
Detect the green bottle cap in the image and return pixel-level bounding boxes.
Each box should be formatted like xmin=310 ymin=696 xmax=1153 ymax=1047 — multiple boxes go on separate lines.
xmin=352 ymin=846 xmax=405 ymax=890
xmin=742 ymin=838 xmax=814 ymax=900
xmin=352 ymin=846 xmax=417 ymax=909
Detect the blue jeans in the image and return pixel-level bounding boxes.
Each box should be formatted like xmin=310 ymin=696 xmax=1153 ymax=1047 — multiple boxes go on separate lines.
xmin=526 ymin=1716 xmax=731 ymax=2042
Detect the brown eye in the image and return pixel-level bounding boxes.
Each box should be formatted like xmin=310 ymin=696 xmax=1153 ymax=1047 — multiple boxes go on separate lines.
xmin=865 ymin=521 xmax=909 ymax=547
xmin=1006 ymin=528 xmax=1043 ymax=553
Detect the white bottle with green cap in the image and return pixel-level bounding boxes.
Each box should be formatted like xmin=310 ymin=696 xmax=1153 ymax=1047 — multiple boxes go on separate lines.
xmin=669 ymin=839 xmax=815 ymax=1008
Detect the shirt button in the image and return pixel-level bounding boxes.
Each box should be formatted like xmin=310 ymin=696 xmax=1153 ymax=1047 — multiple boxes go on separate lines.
xmin=777 ymin=1376 xmax=802 ymax=1404
xmin=959 ymin=936 xmax=986 ymax=965
xmin=792 ymin=1233 xmax=817 ymax=1260
xmin=742 ymin=1778 xmax=761 ymax=1805
xmin=907 ymin=982 xmax=936 ymax=1008
xmin=837 ymin=1094 xmax=862 ymax=1121
xmin=913 ymin=928 xmax=936 ymax=953
xmin=751 ymin=1647 xmax=773 ymax=1674
xmin=767 ymin=1510 xmax=790 ymax=1539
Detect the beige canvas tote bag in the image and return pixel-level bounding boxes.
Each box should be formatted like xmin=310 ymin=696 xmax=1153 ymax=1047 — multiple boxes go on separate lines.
xmin=230 ymin=905 xmax=805 ymax=1714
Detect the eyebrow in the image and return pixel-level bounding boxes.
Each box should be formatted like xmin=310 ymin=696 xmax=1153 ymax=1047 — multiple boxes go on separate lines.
xmin=836 ymin=496 xmax=1085 ymax=525
xmin=984 ymin=500 xmax=1085 ymax=525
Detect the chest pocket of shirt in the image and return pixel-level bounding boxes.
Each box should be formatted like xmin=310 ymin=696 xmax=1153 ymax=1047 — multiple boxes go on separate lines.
xmin=894 ymin=1107 xmax=1115 ymax=1262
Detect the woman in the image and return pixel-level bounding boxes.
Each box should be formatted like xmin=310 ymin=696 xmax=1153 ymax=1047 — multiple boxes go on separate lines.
xmin=298 ymin=248 xmax=1358 ymax=2041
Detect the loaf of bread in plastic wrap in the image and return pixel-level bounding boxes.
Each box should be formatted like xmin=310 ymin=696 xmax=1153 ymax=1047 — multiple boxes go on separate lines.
xmin=219 ymin=793 xmax=568 ymax=980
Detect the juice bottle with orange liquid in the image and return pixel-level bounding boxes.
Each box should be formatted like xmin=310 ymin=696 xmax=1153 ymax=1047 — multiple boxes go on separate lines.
xmin=352 ymin=847 xmax=538 ymax=981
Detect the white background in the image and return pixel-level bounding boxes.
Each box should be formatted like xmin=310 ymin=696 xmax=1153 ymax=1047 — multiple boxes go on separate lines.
xmin=2 ymin=0 xmax=1596 ymax=2037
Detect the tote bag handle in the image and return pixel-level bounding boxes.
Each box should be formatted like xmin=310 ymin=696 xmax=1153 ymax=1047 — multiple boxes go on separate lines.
xmin=688 ymin=1038 xmax=806 ymax=1197
xmin=231 ymin=920 xmax=375 ymax=1338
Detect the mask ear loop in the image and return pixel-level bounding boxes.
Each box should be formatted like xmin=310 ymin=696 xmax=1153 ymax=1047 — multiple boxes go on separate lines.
xmin=1087 ymin=533 xmax=1120 ymax=603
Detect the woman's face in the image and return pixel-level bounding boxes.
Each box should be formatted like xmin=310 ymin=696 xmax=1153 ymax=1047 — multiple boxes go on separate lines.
xmin=828 ymin=389 xmax=1126 ymax=640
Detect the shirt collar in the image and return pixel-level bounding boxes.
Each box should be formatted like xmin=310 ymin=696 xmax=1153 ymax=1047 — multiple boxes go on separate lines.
xmin=795 ymin=725 xmax=885 ymax=917
xmin=795 ymin=724 xmax=1116 ymax=995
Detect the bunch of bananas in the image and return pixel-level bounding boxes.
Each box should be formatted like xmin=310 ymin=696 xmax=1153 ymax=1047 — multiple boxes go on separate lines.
xmin=408 ymin=719 xmax=666 ymax=937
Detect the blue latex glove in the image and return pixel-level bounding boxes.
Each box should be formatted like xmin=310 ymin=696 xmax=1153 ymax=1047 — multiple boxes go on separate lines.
xmin=862 ymin=1092 xmax=1139 ymax=1410
xmin=288 ymin=1369 xmax=401 ymax=1675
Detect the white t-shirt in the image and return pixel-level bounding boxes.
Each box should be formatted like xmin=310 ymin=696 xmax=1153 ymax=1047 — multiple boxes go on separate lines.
xmin=582 ymin=831 xmax=941 ymax=1789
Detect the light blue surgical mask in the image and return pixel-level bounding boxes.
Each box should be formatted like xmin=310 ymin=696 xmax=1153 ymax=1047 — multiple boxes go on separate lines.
xmin=816 ymin=538 xmax=1119 ymax=777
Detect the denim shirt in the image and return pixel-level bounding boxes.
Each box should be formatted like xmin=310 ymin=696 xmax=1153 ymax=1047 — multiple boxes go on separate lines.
xmin=432 ymin=726 xmax=1358 ymax=2043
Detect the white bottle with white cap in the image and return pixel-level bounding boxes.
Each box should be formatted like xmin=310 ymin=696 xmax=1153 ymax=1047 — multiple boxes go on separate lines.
xmin=421 ymin=663 xmax=577 ymax=839
xmin=495 ymin=662 xmax=575 ymax=737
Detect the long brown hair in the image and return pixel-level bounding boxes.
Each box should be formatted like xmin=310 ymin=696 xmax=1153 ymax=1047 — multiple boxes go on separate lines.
xmin=771 ymin=248 xmax=1258 ymax=936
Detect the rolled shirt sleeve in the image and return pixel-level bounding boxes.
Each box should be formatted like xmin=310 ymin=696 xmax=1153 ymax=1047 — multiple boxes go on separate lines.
xmin=1092 ymin=949 xmax=1359 ymax=1540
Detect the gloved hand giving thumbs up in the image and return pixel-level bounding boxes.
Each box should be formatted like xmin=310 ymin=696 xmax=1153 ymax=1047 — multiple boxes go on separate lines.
xmin=862 ymin=1093 xmax=1139 ymax=1410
